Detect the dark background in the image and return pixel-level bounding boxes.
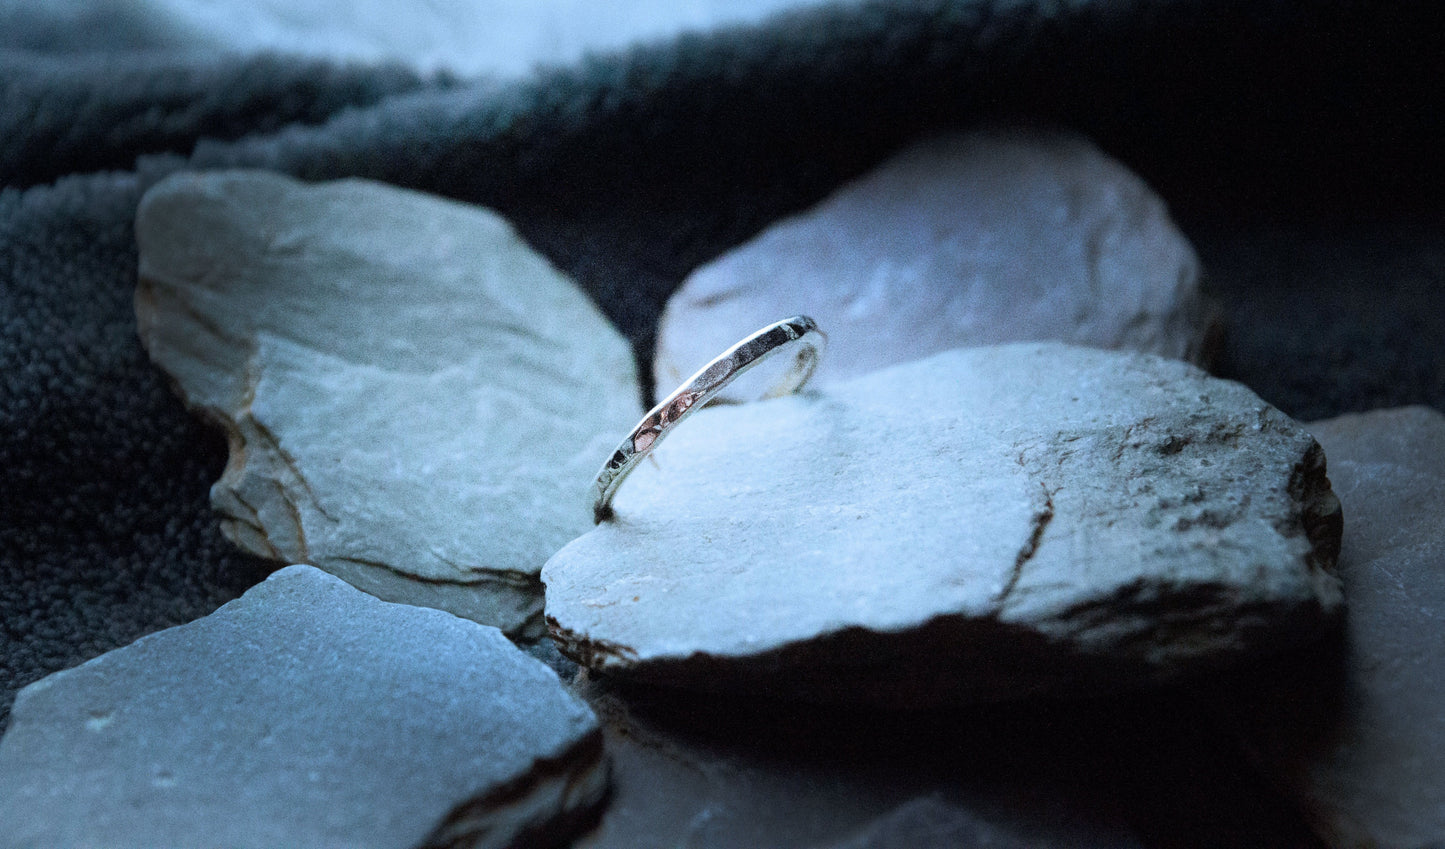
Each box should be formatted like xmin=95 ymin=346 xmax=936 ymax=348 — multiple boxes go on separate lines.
xmin=3 ymin=1 xmax=1442 ymax=846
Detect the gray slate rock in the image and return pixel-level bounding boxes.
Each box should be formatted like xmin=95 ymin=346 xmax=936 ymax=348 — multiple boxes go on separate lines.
xmin=136 ymin=171 xmax=641 ymax=637
xmin=0 ymin=565 xmax=607 ymax=849
xmin=656 ymin=130 xmax=1213 ymax=402
xmin=545 ymin=343 xmax=1342 ymax=705
xmin=1245 ymin=406 xmax=1445 ymax=849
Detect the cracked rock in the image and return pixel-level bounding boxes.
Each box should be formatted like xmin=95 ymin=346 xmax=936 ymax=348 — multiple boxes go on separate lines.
xmin=0 ymin=565 xmax=607 ymax=849
xmin=135 ymin=171 xmax=641 ymax=636
xmin=1243 ymin=406 xmax=1445 ymax=849
xmin=656 ymin=129 xmax=1213 ymax=403
xmin=544 ymin=343 xmax=1342 ymax=705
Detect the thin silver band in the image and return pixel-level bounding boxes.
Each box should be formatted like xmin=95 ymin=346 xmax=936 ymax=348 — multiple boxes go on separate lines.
xmin=592 ymin=315 xmax=826 ymax=523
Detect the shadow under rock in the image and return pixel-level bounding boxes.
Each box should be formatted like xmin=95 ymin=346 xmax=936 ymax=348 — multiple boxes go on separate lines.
xmin=571 ymin=662 xmax=1332 ymax=849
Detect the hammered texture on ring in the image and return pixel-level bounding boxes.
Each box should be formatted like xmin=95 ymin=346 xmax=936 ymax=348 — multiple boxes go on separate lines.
xmin=591 ymin=315 xmax=825 ymax=522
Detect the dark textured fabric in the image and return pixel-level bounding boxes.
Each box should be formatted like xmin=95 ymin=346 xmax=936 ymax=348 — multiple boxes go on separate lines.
xmin=1201 ymin=219 xmax=1445 ymax=423
xmin=2 ymin=1 xmax=1443 ymax=845
xmin=1 ymin=173 xmax=275 ymax=717
xmin=1 ymin=51 xmax=438 ymax=189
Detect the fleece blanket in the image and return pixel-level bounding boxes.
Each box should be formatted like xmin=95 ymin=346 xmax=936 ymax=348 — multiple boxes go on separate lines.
xmin=2 ymin=1 xmax=1443 ymax=844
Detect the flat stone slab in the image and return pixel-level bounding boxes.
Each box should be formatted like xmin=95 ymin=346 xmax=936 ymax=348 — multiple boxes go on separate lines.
xmin=544 ymin=343 xmax=1343 ymax=705
xmin=656 ymin=129 xmax=1212 ymax=403
xmin=136 ymin=170 xmax=641 ymax=636
xmin=1244 ymin=406 xmax=1445 ymax=849
xmin=0 ymin=565 xmax=607 ymax=849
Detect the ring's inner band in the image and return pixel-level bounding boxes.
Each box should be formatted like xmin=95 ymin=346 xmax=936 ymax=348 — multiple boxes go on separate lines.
xmin=592 ymin=316 xmax=824 ymax=523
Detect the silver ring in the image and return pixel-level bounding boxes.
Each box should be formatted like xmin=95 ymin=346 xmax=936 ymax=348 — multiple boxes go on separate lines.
xmin=592 ymin=315 xmax=826 ymax=523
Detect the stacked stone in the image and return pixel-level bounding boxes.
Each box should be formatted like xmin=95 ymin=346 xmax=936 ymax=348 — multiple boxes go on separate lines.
xmin=2 ymin=133 xmax=1438 ymax=847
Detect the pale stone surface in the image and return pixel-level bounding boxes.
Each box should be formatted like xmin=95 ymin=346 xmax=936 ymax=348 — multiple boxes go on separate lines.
xmin=0 ymin=565 xmax=607 ymax=849
xmin=1244 ymin=406 xmax=1445 ymax=849
xmin=136 ymin=171 xmax=641 ymax=636
xmin=572 ymin=676 xmax=1144 ymax=848
xmin=656 ymin=130 xmax=1211 ymax=403
xmin=545 ymin=343 xmax=1342 ymax=705
xmin=0 ymin=0 xmax=842 ymax=78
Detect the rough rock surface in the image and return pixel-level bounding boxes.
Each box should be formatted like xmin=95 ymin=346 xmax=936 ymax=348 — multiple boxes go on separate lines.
xmin=545 ymin=343 xmax=1342 ymax=705
xmin=135 ymin=171 xmax=641 ymax=636
xmin=656 ymin=130 xmax=1212 ymax=402
xmin=1244 ymin=406 xmax=1445 ymax=849
xmin=0 ymin=565 xmax=607 ymax=849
